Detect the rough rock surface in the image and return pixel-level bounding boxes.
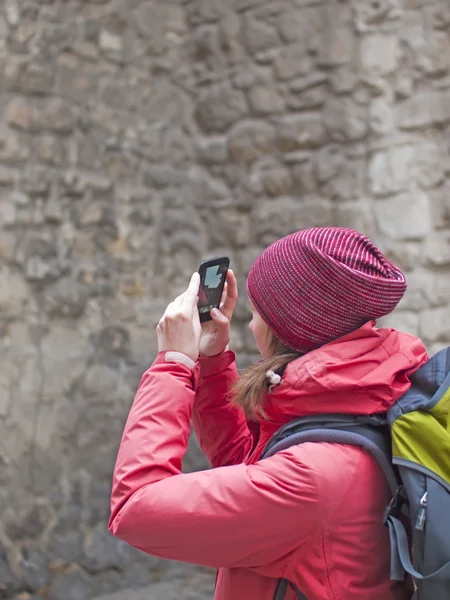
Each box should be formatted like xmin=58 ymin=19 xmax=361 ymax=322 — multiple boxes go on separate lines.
xmin=0 ymin=0 xmax=449 ymax=598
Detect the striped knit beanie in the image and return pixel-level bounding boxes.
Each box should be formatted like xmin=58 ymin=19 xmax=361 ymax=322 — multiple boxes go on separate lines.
xmin=246 ymin=227 xmax=407 ymax=354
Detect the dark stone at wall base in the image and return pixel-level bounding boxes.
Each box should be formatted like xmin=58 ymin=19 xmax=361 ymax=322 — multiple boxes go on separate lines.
xmin=48 ymin=567 xmax=93 ymax=600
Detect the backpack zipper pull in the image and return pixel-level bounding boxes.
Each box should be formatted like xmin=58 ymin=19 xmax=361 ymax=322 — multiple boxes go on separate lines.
xmin=415 ymin=491 xmax=428 ymax=531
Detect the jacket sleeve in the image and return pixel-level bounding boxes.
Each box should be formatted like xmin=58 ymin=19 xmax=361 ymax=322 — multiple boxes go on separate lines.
xmin=192 ymin=351 xmax=255 ymax=468
xmin=109 ymin=353 xmax=319 ymax=569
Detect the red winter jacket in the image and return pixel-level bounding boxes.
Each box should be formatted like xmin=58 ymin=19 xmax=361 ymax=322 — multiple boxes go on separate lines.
xmin=109 ymin=322 xmax=427 ymax=599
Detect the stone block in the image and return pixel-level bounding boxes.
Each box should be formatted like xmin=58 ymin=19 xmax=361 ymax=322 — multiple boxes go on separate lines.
xmin=48 ymin=566 xmax=93 ymax=600
xmin=291 ymin=161 xmax=318 ymax=194
xmin=49 ymin=530 xmax=84 ymax=564
xmin=330 ymin=67 xmax=357 ymax=94
xmin=21 ymin=167 xmax=52 ymax=196
xmin=0 ymin=549 xmax=20 ymax=597
xmin=423 ymin=270 xmax=450 ymax=308
xmin=248 ymin=85 xmax=285 ymax=114
xmin=430 ymin=183 xmax=450 ymax=229
xmin=196 ymin=136 xmax=228 ymax=164
xmin=11 ymin=543 xmax=51 ymax=591
xmin=100 ymin=30 xmax=124 ymax=53
xmin=195 ymin=84 xmax=248 ymax=133
xmin=0 ymin=267 xmax=29 ymax=318
xmin=0 ymin=198 xmax=16 ymax=227
xmin=228 ymin=120 xmax=276 ymax=164
xmin=323 ymin=97 xmax=368 ymax=141
xmin=286 ymin=83 xmax=327 ymax=111
xmin=359 ymin=33 xmax=399 ymax=76
xmin=25 ymin=257 xmax=55 ymax=282
xmin=60 ymin=170 xmax=112 ymax=196
xmin=397 ymin=270 xmax=434 ymax=313
xmin=423 ymin=1 xmax=450 ymax=30
xmin=0 ymin=232 xmax=16 ymax=262
xmin=353 ymin=0 xmax=403 ymax=33
xmin=186 ymin=0 xmax=226 ymax=25
xmin=369 ymin=146 xmax=415 ymax=196
xmin=369 ymin=97 xmax=395 ymax=135
xmin=92 ymin=572 xmax=215 ymax=600
xmin=252 ymin=196 xmax=333 ymax=246
xmin=317 ymin=24 xmax=355 ymax=68
xmin=6 ymin=98 xmax=38 ymax=131
xmin=258 ymin=165 xmax=293 ymax=197
xmin=276 ymin=114 xmax=326 ymax=151
xmin=55 ymin=55 xmax=100 ymax=104
xmin=333 ymin=200 xmax=377 ymax=239
xmin=379 ymin=311 xmax=419 ymax=336
xmin=242 ymin=15 xmax=279 ymax=54
xmin=419 ymin=306 xmax=450 ymax=341
xmin=374 ymin=189 xmax=432 ymax=240
xmin=82 ymin=523 xmax=132 ymax=573
xmin=0 ymin=129 xmax=29 ymax=163
xmin=36 ymin=135 xmax=66 ymax=166
xmin=424 ymin=232 xmax=450 ymax=266
xmin=419 ymin=31 xmax=450 ymax=75
xmin=414 ymin=143 xmax=445 ymax=189
xmin=277 ymin=8 xmax=321 ymax=46
xmin=44 ymin=279 xmax=89 ymax=318
xmin=25 ymin=63 xmax=55 ymax=95
xmin=383 ymin=242 xmax=427 ymax=273
xmin=287 ymin=75 xmax=328 ymax=110
xmin=5 ymin=501 xmax=50 ymax=541
xmin=320 ymin=159 xmax=366 ymax=201
xmin=314 ymin=145 xmax=344 ymax=183
xmin=45 ymin=98 xmax=76 ymax=134
xmin=4 ymin=0 xmax=20 ymax=27
xmin=4 ymin=58 xmax=54 ymax=95
xmin=0 ymin=166 xmax=17 ymax=186
xmin=396 ymin=91 xmax=450 ymax=129
xmin=273 ymin=43 xmax=312 ymax=81
xmin=143 ymin=165 xmax=185 ymax=189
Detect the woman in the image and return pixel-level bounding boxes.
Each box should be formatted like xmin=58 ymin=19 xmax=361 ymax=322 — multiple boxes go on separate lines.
xmin=109 ymin=227 xmax=427 ymax=599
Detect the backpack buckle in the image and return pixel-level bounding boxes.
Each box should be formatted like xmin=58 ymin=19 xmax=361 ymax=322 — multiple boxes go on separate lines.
xmin=383 ymin=486 xmax=405 ymax=524
xmin=356 ymin=414 xmax=387 ymax=427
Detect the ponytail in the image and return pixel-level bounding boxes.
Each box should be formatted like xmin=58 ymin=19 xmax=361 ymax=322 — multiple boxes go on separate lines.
xmin=230 ymin=334 xmax=301 ymax=420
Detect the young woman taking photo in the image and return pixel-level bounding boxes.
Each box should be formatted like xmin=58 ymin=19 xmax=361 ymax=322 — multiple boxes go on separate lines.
xmin=109 ymin=227 xmax=427 ymax=599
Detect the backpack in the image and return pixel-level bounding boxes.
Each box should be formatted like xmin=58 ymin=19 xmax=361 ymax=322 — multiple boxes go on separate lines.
xmin=261 ymin=347 xmax=450 ymax=600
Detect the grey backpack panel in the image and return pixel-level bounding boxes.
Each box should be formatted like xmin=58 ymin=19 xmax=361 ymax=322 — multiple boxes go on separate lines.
xmin=386 ymin=460 xmax=450 ymax=598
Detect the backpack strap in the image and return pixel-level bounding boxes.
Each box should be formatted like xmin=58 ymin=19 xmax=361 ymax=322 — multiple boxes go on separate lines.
xmin=387 ymin=514 xmax=450 ymax=582
xmin=262 ymin=414 xmax=399 ymax=495
xmin=274 ymin=578 xmax=307 ymax=600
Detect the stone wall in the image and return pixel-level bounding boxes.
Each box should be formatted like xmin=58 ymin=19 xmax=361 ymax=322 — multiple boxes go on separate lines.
xmin=0 ymin=0 xmax=449 ymax=598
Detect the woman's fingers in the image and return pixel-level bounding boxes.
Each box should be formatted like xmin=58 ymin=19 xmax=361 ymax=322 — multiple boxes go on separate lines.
xmin=221 ymin=269 xmax=238 ymax=319
xmin=166 ymin=273 xmax=200 ymax=313
xmin=220 ymin=282 xmax=228 ymax=305
xmin=180 ymin=272 xmax=200 ymax=312
xmin=161 ymin=273 xmax=200 ymax=322
xmin=157 ymin=273 xmax=202 ymax=362
xmin=211 ymin=308 xmax=229 ymax=326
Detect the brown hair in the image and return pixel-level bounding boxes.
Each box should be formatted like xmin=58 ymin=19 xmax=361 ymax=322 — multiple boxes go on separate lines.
xmin=231 ymin=332 xmax=302 ymax=420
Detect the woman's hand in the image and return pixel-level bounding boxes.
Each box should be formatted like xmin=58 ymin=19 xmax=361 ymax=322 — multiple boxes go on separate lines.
xmin=200 ymin=269 xmax=238 ymax=358
xmin=156 ymin=273 xmax=202 ymax=363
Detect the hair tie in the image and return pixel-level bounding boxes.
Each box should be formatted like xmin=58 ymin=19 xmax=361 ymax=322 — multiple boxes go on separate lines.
xmin=266 ymin=369 xmax=282 ymax=393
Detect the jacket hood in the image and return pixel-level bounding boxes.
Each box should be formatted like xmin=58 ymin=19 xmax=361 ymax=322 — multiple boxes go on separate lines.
xmin=388 ymin=345 xmax=450 ymax=423
xmin=261 ymin=321 xmax=428 ymax=428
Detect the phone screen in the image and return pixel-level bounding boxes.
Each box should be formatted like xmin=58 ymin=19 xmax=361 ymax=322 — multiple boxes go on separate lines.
xmin=198 ymin=258 xmax=229 ymax=322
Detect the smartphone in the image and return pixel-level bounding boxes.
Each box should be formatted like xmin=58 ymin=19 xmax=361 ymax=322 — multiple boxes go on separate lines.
xmin=197 ymin=257 xmax=230 ymax=323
